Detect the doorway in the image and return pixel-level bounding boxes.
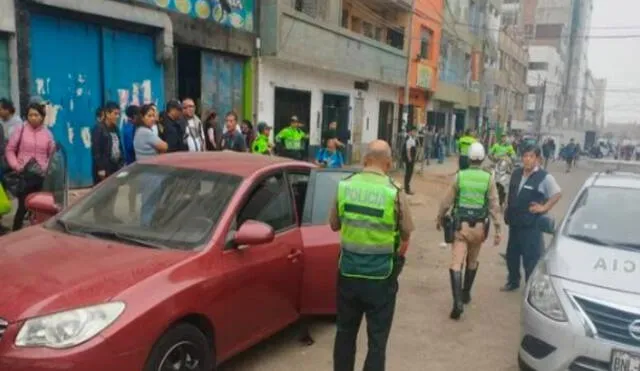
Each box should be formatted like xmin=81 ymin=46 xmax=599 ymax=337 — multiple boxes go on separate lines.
xmin=322 ymin=93 xmax=350 ymax=144
xmin=378 ymin=101 xmax=394 ymax=143
xmin=274 ymin=87 xmax=312 ymax=158
xmin=177 ymin=46 xmax=202 ymax=106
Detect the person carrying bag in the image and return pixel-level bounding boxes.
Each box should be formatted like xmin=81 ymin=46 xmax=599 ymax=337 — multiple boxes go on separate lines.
xmin=4 ymin=103 xmax=55 ymax=230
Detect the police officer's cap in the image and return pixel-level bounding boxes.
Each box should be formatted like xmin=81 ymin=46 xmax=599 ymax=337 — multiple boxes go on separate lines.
xmin=257 ymin=121 xmax=272 ymax=133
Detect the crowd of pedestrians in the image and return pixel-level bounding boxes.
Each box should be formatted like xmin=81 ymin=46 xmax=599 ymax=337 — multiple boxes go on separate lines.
xmin=0 ymin=96 xmax=350 ymax=234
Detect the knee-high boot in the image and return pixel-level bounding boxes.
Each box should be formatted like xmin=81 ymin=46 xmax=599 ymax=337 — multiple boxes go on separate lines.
xmin=449 ymin=269 xmax=464 ymax=320
xmin=462 ymin=263 xmax=479 ymax=304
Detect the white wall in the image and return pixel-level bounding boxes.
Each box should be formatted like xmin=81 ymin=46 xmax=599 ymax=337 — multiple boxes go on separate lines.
xmin=257 ymin=59 xmax=398 ymax=146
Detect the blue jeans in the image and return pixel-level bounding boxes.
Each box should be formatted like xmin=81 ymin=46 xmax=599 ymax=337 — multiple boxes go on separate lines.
xmin=437 ymin=146 xmax=444 ymax=163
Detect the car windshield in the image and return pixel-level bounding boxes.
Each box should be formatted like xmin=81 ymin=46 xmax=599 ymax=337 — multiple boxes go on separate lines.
xmin=562 ymin=186 xmax=640 ymax=248
xmin=49 ymin=164 xmax=242 ymax=250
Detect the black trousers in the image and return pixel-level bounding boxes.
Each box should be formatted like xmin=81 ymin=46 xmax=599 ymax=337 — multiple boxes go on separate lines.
xmin=334 ymin=274 xmax=398 ymax=371
xmin=403 ymin=161 xmax=414 ymax=192
xmin=506 ymin=226 xmax=544 ymax=285
xmin=13 ymin=176 xmax=44 ymax=231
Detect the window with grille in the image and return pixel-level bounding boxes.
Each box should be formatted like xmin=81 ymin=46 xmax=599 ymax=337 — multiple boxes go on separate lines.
xmin=419 ymin=28 xmax=433 ymax=59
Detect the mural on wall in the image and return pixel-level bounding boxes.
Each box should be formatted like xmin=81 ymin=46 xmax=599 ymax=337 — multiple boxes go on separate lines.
xmin=143 ymin=0 xmax=254 ymax=31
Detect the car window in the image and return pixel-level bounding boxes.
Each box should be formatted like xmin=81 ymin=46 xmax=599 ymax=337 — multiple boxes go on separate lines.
xmin=562 ymin=186 xmax=640 ymax=247
xmin=238 ymin=173 xmax=296 ymax=232
xmin=287 ymin=171 xmax=311 ymax=223
xmin=52 ymin=164 xmax=241 ymax=250
xmin=302 ymin=170 xmax=355 ymax=225
xmin=42 ymin=144 xmax=68 ymax=207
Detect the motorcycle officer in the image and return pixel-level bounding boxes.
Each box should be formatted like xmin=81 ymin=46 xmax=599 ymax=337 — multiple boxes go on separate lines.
xmin=437 ymin=142 xmax=503 ymax=320
xmin=489 ymin=135 xmax=515 ymax=161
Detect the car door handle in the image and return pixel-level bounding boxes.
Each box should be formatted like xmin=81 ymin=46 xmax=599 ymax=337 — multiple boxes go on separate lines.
xmin=287 ymin=249 xmax=302 ymax=260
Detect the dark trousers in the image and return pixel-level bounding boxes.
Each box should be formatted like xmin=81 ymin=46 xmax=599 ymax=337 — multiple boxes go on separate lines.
xmin=334 ymin=275 xmax=398 ymax=371
xmin=506 ymin=226 xmax=544 ymax=285
xmin=282 ymin=149 xmax=304 ymax=161
xmin=13 ymin=176 xmax=44 ymax=231
xmin=458 ymin=155 xmax=470 ymax=170
xmin=403 ymin=161 xmax=414 ymax=192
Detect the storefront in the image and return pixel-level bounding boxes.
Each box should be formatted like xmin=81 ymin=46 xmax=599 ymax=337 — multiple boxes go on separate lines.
xmin=25 ymin=10 xmax=165 ymax=187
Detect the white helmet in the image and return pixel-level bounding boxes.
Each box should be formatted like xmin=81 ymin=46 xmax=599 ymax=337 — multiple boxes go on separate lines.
xmin=468 ymin=142 xmax=486 ymax=161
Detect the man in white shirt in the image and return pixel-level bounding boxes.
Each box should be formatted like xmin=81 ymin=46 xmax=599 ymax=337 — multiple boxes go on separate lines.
xmin=182 ymin=98 xmax=205 ymax=152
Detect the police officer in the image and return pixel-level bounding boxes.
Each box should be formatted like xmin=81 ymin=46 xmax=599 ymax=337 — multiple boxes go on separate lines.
xmin=251 ymin=122 xmax=273 ymax=155
xmin=437 ymin=142 xmax=502 ymax=320
xmin=457 ymin=129 xmax=477 ymax=170
xmin=275 ymin=115 xmax=307 ymax=160
xmin=489 ymin=135 xmax=515 ymax=160
xmin=330 ymin=139 xmax=414 ymax=371
xmin=502 ymin=145 xmax=562 ymax=291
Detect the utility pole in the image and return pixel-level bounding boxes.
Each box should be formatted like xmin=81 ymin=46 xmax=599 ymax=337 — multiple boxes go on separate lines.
xmin=536 ymin=79 xmax=547 ymax=141
xmin=478 ymin=0 xmax=487 ymax=141
xmin=402 ymin=0 xmax=417 ymax=135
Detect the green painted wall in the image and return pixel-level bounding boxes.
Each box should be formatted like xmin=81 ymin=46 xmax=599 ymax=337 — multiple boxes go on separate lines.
xmin=243 ymin=59 xmax=254 ymax=122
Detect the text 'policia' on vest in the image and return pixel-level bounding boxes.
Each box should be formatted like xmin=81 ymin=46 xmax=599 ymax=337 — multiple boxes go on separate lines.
xmin=337 ymin=172 xmax=400 ymax=280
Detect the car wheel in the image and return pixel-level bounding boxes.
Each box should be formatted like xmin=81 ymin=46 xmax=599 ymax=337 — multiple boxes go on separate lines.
xmin=144 ymin=323 xmax=215 ymax=371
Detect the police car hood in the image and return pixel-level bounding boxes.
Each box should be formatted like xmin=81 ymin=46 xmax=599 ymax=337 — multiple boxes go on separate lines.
xmin=547 ymin=235 xmax=640 ymax=294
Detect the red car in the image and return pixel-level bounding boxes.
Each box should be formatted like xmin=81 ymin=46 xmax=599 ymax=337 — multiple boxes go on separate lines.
xmin=0 ymin=151 xmax=355 ymax=371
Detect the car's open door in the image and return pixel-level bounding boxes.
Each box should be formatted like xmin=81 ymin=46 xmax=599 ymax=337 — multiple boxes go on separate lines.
xmin=299 ymin=168 xmax=357 ymax=315
xmin=29 ymin=143 xmax=68 ymax=224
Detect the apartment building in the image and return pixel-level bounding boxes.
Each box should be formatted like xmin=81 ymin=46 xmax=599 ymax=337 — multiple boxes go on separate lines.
xmin=258 ymin=0 xmax=411 ymax=161
xmin=594 ymin=78 xmax=607 ymax=128
xmin=433 ymin=0 xmax=483 ymax=136
xmin=526 ymin=45 xmax=565 ymax=128
xmin=400 ymin=0 xmax=443 ymax=132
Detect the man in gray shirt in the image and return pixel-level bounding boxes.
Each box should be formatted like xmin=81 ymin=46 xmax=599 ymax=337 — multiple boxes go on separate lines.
xmin=502 ymin=145 xmax=562 ymax=291
xmin=0 ymin=99 xmax=23 ymax=138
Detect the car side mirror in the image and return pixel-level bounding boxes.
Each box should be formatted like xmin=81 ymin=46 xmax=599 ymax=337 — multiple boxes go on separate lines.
xmin=233 ymin=220 xmax=274 ymax=247
xmin=26 ymin=192 xmax=60 ymax=219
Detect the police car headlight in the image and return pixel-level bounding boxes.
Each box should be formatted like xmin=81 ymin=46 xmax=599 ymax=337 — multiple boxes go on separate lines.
xmin=15 ymin=302 xmax=125 ymax=348
xmin=527 ymin=261 xmax=567 ymax=322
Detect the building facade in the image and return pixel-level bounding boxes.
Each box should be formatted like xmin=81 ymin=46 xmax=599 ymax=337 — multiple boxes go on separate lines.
xmin=433 ymin=0 xmax=483 ymax=138
xmin=400 ymin=0 xmax=442 ymax=133
xmin=526 ymin=45 xmax=564 ymax=128
xmin=580 ymin=68 xmax=596 ymax=129
xmin=16 ymin=0 xmax=256 ymax=187
xmin=257 ymin=0 xmax=410 ymax=161
xmin=0 ymin=0 xmax=17 ymax=108
xmin=494 ymin=29 xmax=528 ymax=128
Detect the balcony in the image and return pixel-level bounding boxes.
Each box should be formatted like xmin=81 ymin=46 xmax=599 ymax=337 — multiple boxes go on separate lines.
xmin=435 ymin=65 xmax=480 ymax=107
xmin=260 ymin=0 xmax=409 ymax=86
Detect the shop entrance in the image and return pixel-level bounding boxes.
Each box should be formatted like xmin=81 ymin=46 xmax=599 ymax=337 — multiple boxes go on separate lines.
xmin=177 ymin=46 xmax=202 ymax=106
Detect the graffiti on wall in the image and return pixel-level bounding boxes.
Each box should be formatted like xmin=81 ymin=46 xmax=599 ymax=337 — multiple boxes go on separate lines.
xmin=34 ymin=75 xmax=155 ymax=148
xmin=142 ymin=0 xmax=254 ymax=31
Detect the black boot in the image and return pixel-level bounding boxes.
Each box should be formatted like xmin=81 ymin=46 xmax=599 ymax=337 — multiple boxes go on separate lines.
xmin=449 ymin=269 xmax=464 ymax=320
xmin=462 ymin=264 xmax=479 ymax=304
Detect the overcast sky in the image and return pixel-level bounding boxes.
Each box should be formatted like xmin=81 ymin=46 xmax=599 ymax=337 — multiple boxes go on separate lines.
xmin=588 ymin=0 xmax=640 ymax=124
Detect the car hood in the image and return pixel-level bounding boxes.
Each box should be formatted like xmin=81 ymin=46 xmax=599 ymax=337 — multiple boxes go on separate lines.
xmin=547 ymin=235 xmax=640 ymax=294
xmin=0 ymin=227 xmax=192 ymax=322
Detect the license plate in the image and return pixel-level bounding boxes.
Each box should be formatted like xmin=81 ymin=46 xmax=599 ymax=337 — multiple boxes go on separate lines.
xmin=611 ymin=350 xmax=640 ymax=371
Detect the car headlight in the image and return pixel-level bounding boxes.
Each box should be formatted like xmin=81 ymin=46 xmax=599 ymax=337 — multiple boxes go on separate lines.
xmin=527 ymin=261 xmax=567 ymax=322
xmin=15 ymin=302 xmax=125 ymax=349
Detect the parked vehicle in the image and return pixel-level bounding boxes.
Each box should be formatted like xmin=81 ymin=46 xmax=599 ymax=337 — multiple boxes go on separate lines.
xmin=491 ymin=157 xmax=513 ymax=207
xmin=519 ymin=169 xmax=640 ymax=371
xmin=0 ymin=152 xmax=354 ymax=371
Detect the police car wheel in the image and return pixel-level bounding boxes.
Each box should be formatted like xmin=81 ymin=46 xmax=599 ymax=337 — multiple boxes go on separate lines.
xmin=144 ymin=323 xmax=215 ymax=371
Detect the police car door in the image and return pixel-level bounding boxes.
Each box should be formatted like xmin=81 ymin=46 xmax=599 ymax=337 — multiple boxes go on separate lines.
xmin=299 ymin=168 xmax=356 ymax=315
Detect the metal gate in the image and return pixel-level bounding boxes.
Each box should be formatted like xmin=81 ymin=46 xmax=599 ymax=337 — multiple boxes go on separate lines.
xmin=0 ymin=35 xmax=10 ymax=100
xmin=30 ymin=14 xmax=164 ymax=187
xmin=201 ymin=51 xmax=245 ymax=126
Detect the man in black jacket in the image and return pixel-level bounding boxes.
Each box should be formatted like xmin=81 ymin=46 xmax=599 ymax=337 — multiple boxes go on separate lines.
xmin=91 ymin=102 xmax=124 ymax=185
xmin=161 ymin=100 xmax=188 ymax=152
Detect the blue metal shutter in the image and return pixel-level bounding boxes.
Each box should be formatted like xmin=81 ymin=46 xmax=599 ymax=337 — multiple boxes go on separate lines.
xmin=30 ymin=14 xmax=102 ymax=188
xmin=101 ymin=27 xmax=164 ymax=114
xmin=0 ymin=35 xmax=10 ymax=100
xmin=201 ymin=51 xmax=244 ymax=124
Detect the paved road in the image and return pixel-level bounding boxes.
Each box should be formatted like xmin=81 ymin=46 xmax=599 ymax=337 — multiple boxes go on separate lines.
xmin=219 ymin=160 xmax=598 ymax=371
